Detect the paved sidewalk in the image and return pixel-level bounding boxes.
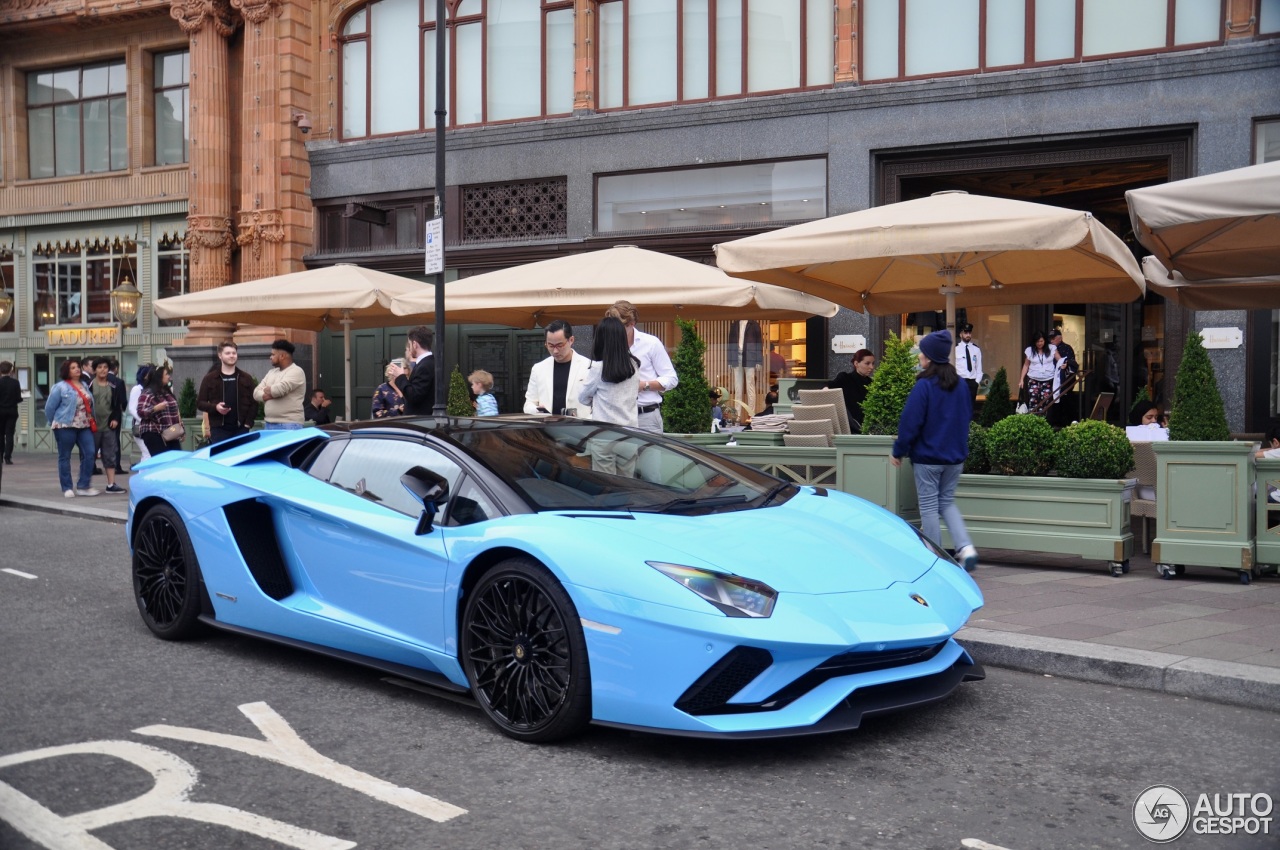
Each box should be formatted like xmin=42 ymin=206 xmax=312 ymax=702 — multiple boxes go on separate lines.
xmin=3 ymin=448 xmax=1278 ymax=712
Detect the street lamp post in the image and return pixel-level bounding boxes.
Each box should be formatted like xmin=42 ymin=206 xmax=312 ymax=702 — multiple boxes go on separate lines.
xmin=433 ymin=0 xmax=447 ymax=415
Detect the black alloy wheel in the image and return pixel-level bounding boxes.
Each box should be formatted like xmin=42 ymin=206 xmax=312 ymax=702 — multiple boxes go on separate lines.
xmin=461 ymin=558 xmax=591 ymax=742
xmin=132 ymin=504 xmax=205 ymax=640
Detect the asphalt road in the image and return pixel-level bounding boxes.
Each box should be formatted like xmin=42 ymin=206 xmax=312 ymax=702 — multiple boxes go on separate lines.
xmin=1 ymin=509 xmax=1277 ymax=850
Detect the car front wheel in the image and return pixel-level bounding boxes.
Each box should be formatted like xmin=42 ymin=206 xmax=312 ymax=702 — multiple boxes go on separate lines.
xmin=132 ymin=503 xmax=205 ymax=640
xmin=461 ymin=558 xmax=591 ymax=742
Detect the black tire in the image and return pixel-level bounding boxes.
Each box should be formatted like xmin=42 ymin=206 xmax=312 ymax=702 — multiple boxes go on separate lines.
xmin=132 ymin=504 xmax=206 ymax=640
xmin=461 ymin=558 xmax=591 ymax=742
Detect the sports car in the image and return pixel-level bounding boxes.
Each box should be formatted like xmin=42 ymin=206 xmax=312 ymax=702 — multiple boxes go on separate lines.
xmin=127 ymin=416 xmax=984 ymax=742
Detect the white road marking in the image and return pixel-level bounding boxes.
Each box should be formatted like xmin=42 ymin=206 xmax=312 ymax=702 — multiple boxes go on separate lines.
xmin=0 ymin=740 xmax=355 ymax=850
xmin=136 ymin=701 xmax=467 ymax=823
xmin=961 ymin=839 xmax=1018 ymax=850
xmin=2 ymin=568 xmax=37 ymax=580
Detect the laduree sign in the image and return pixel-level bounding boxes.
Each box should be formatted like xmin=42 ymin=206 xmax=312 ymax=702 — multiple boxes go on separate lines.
xmin=45 ymin=324 xmax=122 ymax=349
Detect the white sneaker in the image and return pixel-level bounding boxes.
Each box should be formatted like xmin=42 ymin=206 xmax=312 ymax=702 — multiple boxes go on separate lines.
xmin=75 ymin=488 xmax=100 ymax=496
xmin=958 ymin=545 xmax=979 ymax=572
xmin=64 ymin=489 xmax=76 ymax=498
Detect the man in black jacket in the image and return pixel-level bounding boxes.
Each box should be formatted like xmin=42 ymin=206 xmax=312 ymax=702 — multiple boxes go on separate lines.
xmin=0 ymin=361 xmax=20 ymax=464
xmin=197 ymin=340 xmax=259 ymax=443
xmin=387 ymin=326 xmax=435 ymax=416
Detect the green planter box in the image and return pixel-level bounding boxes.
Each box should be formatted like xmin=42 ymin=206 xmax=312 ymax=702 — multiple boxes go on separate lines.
xmin=833 ymin=434 xmax=918 ymax=521
xmin=710 ymin=443 xmax=839 ymax=489
xmin=937 ymin=474 xmax=1135 ymax=575
xmin=1255 ymin=457 xmax=1280 ymax=573
xmin=1152 ymin=441 xmax=1256 ymax=581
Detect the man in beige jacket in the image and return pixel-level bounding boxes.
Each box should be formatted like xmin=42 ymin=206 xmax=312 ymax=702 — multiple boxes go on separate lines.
xmin=254 ymin=339 xmax=306 ymax=430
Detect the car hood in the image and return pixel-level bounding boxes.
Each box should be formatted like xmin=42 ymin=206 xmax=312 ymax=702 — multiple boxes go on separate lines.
xmin=571 ymin=489 xmax=938 ymax=593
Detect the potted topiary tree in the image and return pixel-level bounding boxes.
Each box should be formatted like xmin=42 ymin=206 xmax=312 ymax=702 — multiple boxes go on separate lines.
xmin=834 ymin=332 xmax=920 ymax=518
xmin=664 ymin=318 xmax=720 ymax=444
xmin=979 ymin=366 xmax=1015 ymax=428
xmin=1153 ymin=330 xmax=1257 ymax=582
xmin=178 ymin=377 xmax=203 ymax=450
xmin=446 ymin=365 xmax=474 ymax=416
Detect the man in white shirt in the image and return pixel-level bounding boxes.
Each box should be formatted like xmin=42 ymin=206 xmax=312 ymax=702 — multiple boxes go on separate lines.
xmin=254 ymin=339 xmax=307 ymax=429
xmin=524 ymin=320 xmax=593 ymax=418
xmin=956 ymin=322 xmax=982 ymax=409
xmin=606 ymin=300 xmax=678 ymax=433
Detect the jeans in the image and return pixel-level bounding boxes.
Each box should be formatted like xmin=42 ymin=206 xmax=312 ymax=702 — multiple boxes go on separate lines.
xmin=54 ymin=426 xmax=95 ymax=492
xmin=913 ymin=462 xmax=972 ymax=551
xmin=264 ymin=422 xmax=302 ymax=431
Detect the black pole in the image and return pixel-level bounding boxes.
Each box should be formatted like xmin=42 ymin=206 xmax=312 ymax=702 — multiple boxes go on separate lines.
xmin=432 ymin=0 xmax=447 ymax=415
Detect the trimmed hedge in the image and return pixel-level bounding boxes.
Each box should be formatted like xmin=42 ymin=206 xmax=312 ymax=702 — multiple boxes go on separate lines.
xmin=1053 ymin=420 xmax=1134 ymax=479
xmin=965 ymin=422 xmax=990 ymax=474
xmin=986 ymin=414 xmax=1056 ymax=476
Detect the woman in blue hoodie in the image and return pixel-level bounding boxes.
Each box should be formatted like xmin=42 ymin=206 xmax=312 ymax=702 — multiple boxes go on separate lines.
xmin=890 ymin=329 xmax=979 ymax=572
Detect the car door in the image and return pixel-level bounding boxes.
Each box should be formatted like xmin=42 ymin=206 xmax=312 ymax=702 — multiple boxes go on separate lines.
xmin=280 ymin=435 xmax=465 ymax=654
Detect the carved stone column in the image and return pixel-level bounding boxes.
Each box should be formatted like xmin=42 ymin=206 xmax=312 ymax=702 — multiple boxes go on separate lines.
xmin=835 ymin=0 xmax=857 ymax=84
xmin=172 ymin=0 xmax=240 ymax=344
xmin=232 ymin=0 xmax=287 ymax=282
xmin=573 ymin=0 xmax=594 ymax=112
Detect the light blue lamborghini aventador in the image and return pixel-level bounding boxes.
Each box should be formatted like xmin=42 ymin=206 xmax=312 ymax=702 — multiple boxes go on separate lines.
xmin=127 ymin=416 xmax=984 ymax=742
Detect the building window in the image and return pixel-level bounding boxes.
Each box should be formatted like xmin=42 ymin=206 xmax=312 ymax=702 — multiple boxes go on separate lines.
xmin=596 ymin=159 xmax=827 ymax=234
xmin=339 ymin=0 xmax=574 ymax=139
xmin=0 ymin=248 xmax=14 ymax=334
xmin=861 ymin=0 xmax=1224 ymax=81
xmin=156 ymin=231 xmax=189 ymax=327
xmin=27 ymin=60 xmax=127 ymax=178
xmin=1262 ymin=0 xmax=1280 ymax=34
xmin=31 ymin=237 xmax=137 ymax=330
xmin=596 ymin=0 xmax=833 ymax=109
xmin=154 ymin=51 xmax=190 ymax=166
xmin=1256 ymin=119 xmax=1280 ymax=164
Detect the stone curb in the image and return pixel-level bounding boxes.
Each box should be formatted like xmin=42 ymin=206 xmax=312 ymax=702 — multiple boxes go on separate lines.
xmin=0 ymin=495 xmax=128 ymax=524
xmin=958 ymin=627 xmax=1280 ymax=713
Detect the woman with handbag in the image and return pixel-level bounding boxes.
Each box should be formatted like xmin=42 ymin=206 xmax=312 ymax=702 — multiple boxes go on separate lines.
xmin=137 ymin=365 xmax=184 ymax=456
xmin=43 ymin=358 xmax=99 ymax=498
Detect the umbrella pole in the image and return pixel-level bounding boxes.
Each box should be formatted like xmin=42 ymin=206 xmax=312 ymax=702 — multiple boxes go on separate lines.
xmin=940 ymin=270 xmax=962 ymax=357
xmin=341 ymin=310 xmax=354 ymax=423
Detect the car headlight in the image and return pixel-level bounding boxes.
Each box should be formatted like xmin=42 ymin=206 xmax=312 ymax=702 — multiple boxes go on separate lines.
xmin=913 ymin=527 xmax=960 ymax=567
xmin=647 ymin=561 xmax=777 ymax=618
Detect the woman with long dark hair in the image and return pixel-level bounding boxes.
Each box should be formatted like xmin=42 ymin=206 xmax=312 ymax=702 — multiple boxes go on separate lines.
xmin=1018 ymin=330 xmax=1059 ymax=412
xmin=43 ymin=358 xmax=99 ymax=497
xmin=137 ymin=365 xmax=183 ymax=456
xmin=890 ymin=330 xmax=978 ymax=571
xmin=580 ymin=316 xmax=640 ymax=426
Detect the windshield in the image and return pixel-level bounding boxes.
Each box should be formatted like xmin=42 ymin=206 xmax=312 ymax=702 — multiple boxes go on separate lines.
xmin=451 ymin=421 xmax=789 ymax=513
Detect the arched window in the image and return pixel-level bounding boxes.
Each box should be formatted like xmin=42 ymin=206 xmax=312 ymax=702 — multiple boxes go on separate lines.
xmin=339 ymin=0 xmax=574 ymax=139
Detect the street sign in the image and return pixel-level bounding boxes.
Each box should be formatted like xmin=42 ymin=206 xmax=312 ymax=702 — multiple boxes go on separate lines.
xmin=424 ymin=217 xmax=443 ymax=275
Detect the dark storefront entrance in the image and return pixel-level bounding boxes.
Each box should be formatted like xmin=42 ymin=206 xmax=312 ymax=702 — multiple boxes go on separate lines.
xmin=876 ymin=129 xmax=1193 ymax=425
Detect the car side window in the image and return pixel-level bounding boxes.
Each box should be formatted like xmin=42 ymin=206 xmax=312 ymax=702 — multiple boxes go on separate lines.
xmin=446 ymin=476 xmax=500 ymax=527
xmin=328 ymin=437 xmax=464 ymax=518
xmin=304 ymin=439 xmax=347 ymax=482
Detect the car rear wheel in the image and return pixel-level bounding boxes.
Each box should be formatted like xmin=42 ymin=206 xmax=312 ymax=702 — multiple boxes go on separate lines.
xmin=461 ymin=558 xmax=591 ymax=742
xmin=133 ymin=504 xmax=205 ymax=640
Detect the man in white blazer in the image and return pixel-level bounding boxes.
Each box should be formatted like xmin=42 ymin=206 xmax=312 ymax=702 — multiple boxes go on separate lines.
xmin=524 ymin=320 xmax=593 ymax=418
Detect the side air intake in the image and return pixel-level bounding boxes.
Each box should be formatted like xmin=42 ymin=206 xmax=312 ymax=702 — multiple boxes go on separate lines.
xmin=223 ymin=500 xmax=294 ymax=600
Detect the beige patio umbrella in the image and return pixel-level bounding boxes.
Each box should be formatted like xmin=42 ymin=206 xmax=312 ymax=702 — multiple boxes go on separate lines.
xmin=152 ymin=264 xmax=473 ymax=422
xmin=1142 ymin=256 xmax=1280 ymax=311
xmin=1127 ymin=160 xmax=1280 ymax=281
xmin=714 ymin=191 xmax=1145 ymax=336
xmin=388 ymin=245 xmax=839 ymax=325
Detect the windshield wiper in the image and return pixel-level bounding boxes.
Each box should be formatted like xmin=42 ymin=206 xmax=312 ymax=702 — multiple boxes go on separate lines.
xmin=758 ymin=481 xmax=794 ymax=507
xmin=631 ymin=494 xmax=749 ymax=513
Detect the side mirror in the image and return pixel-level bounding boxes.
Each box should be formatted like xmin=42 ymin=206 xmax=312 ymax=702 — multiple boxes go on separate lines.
xmin=400 ymin=465 xmax=449 ymax=535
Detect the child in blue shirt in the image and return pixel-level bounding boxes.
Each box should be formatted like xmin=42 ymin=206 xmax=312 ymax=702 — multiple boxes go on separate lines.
xmin=468 ymin=370 xmax=499 ymax=416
